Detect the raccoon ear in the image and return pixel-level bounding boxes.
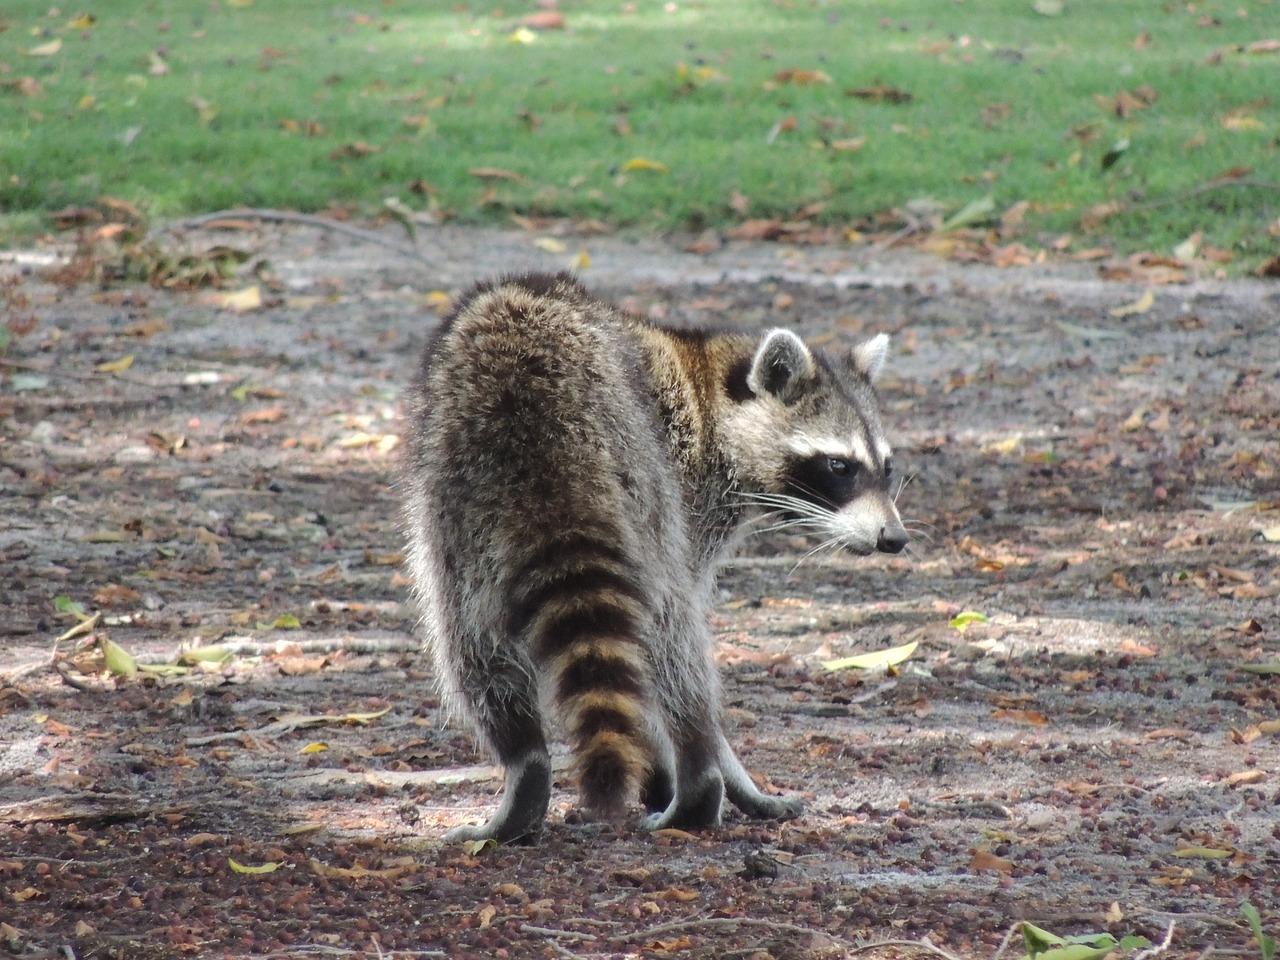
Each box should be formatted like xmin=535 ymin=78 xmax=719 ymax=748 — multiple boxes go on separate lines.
xmin=748 ymin=329 xmax=816 ymax=401
xmin=850 ymin=333 xmax=889 ymax=383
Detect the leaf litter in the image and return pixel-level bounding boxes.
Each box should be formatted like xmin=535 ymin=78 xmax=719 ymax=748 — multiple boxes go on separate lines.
xmin=0 ymin=222 xmax=1278 ymax=958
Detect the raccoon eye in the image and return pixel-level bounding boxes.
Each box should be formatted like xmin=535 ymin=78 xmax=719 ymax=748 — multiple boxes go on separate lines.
xmin=884 ymin=458 xmax=893 ymax=480
xmin=827 ymin=457 xmax=854 ymax=477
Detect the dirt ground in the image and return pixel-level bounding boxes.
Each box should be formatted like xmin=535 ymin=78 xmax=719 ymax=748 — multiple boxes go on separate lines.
xmin=1 ymin=223 xmax=1278 ymax=960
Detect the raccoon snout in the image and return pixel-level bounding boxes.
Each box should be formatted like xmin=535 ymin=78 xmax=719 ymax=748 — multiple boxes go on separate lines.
xmin=876 ymin=523 xmax=908 ymax=554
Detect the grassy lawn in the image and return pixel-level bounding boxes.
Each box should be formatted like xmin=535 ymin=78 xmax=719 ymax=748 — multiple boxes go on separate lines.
xmin=1 ymin=0 xmax=1277 ymax=267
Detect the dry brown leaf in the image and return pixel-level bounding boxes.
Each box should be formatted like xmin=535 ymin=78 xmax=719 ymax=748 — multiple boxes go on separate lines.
xmin=969 ymin=850 xmax=1014 ymax=874
xmin=520 ymin=11 xmax=565 ymax=29
xmin=93 ymin=584 xmax=142 ymax=606
xmin=1120 ymin=638 xmax=1158 ymax=657
xmin=774 ymin=68 xmax=832 ymax=86
xmin=240 ymin=406 xmax=286 ymax=425
xmin=329 ymin=141 xmax=380 ymax=159
xmin=847 ymin=83 xmax=913 ymax=104
xmin=1225 ymin=770 xmax=1265 ymax=787
xmin=991 ymin=708 xmax=1048 ymax=726
xmin=1145 ymin=728 xmax=1193 ymax=741
xmin=469 ymin=167 xmax=527 ymax=183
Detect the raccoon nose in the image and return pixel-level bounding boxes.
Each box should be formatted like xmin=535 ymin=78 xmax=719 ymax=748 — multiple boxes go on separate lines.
xmin=876 ymin=526 xmax=908 ymax=554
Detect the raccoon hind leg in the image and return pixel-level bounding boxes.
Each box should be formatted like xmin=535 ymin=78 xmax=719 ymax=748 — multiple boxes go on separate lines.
xmin=443 ymin=649 xmax=553 ymax=845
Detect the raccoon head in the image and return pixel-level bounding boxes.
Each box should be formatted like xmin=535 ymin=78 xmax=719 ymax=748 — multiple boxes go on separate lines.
xmin=724 ymin=329 xmax=908 ymax=556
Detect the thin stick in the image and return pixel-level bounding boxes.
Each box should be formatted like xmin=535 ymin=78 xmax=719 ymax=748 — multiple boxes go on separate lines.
xmin=161 ymin=209 xmax=422 ymax=260
xmin=611 ymin=915 xmax=851 ymax=946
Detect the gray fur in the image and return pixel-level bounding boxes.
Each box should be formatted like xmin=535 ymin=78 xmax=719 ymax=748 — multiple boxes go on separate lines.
xmin=402 ymin=273 xmax=906 ymax=843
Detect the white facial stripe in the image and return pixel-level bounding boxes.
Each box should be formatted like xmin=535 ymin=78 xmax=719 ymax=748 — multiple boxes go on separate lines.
xmin=789 ymin=435 xmax=853 ymax=459
xmin=875 ymin=439 xmax=892 ymax=462
xmin=789 ymin=433 xmax=878 ymax=467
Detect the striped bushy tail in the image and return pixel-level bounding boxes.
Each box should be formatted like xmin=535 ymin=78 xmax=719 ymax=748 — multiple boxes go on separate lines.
xmin=512 ymin=536 xmax=653 ymax=818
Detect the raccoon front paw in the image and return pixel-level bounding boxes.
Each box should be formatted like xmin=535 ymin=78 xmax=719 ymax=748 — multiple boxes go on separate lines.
xmin=736 ymin=792 xmax=803 ymax=821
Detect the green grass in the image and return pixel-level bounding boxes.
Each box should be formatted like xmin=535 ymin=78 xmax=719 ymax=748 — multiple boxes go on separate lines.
xmin=1 ymin=0 xmax=1277 ymax=266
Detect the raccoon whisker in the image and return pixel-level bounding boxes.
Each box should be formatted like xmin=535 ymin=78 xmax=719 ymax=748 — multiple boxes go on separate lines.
xmin=892 ymin=473 xmax=917 ymax=504
xmin=788 ymin=534 xmax=848 ymax=575
xmin=734 ymin=491 xmax=835 ymax=522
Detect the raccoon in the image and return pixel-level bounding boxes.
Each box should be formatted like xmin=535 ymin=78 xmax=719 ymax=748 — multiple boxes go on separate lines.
xmin=402 ymin=273 xmax=906 ymax=844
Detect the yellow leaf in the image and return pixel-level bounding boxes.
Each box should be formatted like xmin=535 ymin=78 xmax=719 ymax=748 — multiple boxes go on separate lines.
xmin=822 ymin=640 xmax=918 ymax=672
xmin=300 ymin=742 xmax=329 ymax=754
xmin=1171 ymin=846 xmax=1233 ymax=859
xmin=78 ymin=95 xmax=96 ymax=110
xmin=96 ymin=354 xmax=135 ymax=374
xmin=1221 ymin=115 xmax=1264 ymax=131
xmin=949 ymin=611 xmax=989 ymax=632
xmin=100 ymin=637 xmax=138 ymax=678
xmin=1110 ymin=289 xmax=1155 ymax=318
xmin=27 ymin=39 xmax=63 ymax=57
xmin=509 ymin=27 xmax=537 ymax=44
xmin=344 ymin=706 xmax=392 ymax=724
xmin=68 ymin=14 xmax=97 ymax=28
xmin=1260 ymin=524 xmax=1280 ymax=542
xmin=228 ymin=858 xmax=282 ymax=874
xmin=622 ymin=157 xmax=669 ymax=173
xmin=188 ymin=95 xmax=218 ymax=125
xmin=533 ymin=236 xmax=566 ymax=253
xmin=218 ymin=285 xmax=262 ymax=312
xmin=983 ymin=435 xmax=1022 ymax=455
xmin=572 ymin=248 xmax=592 ymax=270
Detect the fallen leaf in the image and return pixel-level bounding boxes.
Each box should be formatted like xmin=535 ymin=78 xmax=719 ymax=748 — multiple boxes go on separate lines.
xmin=100 ymin=638 xmax=138 ymax=678
xmin=949 ymin=611 xmax=989 ymax=632
xmin=1110 ymin=289 xmax=1155 ymax=317
xmin=822 ymin=640 xmax=918 ymax=672
xmin=1254 ymin=256 xmax=1280 ymax=278
xmin=240 ymin=405 xmax=285 ymax=425
xmin=847 ymin=83 xmax=912 ymax=104
xmin=1246 ymin=39 xmax=1280 ymax=54
xmin=217 ymin=285 xmax=262 ymax=312
xmin=95 ymin=354 xmax=135 ymax=374
xmin=520 ymin=11 xmax=565 ymax=29
xmin=774 ymin=69 xmax=832 ymax=86
xmin=1221 ymin=114 xmax=1264 ymax=131
xmin=940 ymin=195 xmax=996 ymax=231
xmin=970 ymin=849 xmax=1015 ymax=873
xmin=187 ymin=95 xmax=217 ymax=125
xmin=1172 ymin=845 xmax=1234 ymax=859
xmin=228 ymin=858 xmax=282 ymax=874
xmin=469 ymin=167 xmax=527 ymax=183
xmin=992 ymin=708 xmax=1049 ymax=726
xmin=621 ymin=157 xmax=668 ymax=172
xmin=329 ymin=141 xmax=380 ymax=159
xmin=26 ymin=39 xmax=63 ymax=57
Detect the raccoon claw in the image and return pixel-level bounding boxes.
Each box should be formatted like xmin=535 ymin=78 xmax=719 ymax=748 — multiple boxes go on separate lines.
xmin=443 ymin=821 xmax=543 ymax=846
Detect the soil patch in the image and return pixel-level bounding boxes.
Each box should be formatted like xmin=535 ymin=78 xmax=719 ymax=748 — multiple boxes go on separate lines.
xmin=2 ymin=224 xmax=1279 ymax=959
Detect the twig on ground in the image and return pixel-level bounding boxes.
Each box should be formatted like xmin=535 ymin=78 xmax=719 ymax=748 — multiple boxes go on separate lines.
xmin=161 ymin=209 xmax=423 ymax=260
xmin=850 ymin=937 xmax=964 ymax=960
xmin=1130 ymin=178 xmax=1280 ymax=210
xmin=611 ymin=915 xmax=852 ymax=947
xmin=991 ymin=923 xmax=1019 ymax=960
xmin=520 ymin=924 xmax=598 ymax=943
xmin=1133 ymin=921 xmax=1176 ymax=960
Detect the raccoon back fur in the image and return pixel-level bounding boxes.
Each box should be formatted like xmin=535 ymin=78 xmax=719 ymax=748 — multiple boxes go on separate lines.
xmin=402 ymin=273 xmax=906 ymax=843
